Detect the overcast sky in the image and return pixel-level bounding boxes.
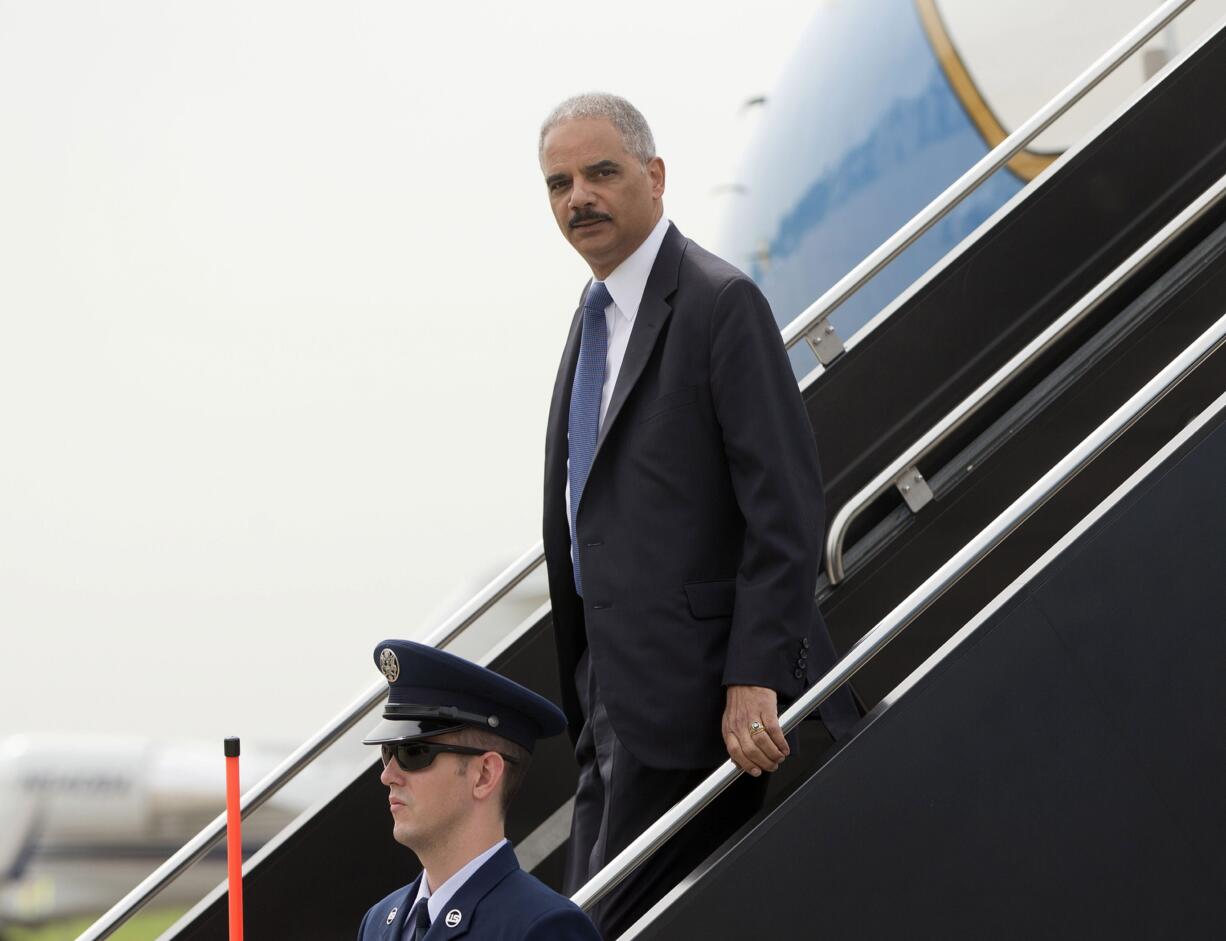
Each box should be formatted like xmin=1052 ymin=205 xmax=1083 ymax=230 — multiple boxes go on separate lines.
xmin=0 ymin=2 xmax=815 ymax=750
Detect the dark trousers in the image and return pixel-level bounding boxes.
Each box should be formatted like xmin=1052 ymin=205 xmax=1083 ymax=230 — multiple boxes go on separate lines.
xmin=562 ymin=651 xmax=769 ymax=939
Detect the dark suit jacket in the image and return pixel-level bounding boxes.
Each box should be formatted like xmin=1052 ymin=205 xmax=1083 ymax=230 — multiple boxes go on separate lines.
xmin=357 ymin=844 xmax=598 ymax=941
xmin=544 ymin=223 xmax=857 ymax=770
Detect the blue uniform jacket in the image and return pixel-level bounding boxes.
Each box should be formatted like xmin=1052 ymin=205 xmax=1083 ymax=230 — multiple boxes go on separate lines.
xmin=357 ymin=844 xmax=600 ymax=941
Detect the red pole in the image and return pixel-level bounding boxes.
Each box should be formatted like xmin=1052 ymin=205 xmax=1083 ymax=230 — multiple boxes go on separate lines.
xmin=224 ymin=737 xmax=244 ymax=941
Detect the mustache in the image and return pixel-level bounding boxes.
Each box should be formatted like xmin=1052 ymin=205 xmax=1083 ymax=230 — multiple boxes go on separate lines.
xmin=569 ymin=210 xmax=612 ymax=229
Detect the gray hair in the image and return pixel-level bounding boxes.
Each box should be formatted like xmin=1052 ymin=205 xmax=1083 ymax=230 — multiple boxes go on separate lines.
xmin=538 ymin=92 xmax=657 ymax=165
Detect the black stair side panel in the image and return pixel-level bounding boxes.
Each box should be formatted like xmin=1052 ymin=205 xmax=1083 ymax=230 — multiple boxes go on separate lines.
xmin=635 ymin=411 xmax=1226 ymax=939
xmin=1031 ymin=467 xmax=1226 ymax=877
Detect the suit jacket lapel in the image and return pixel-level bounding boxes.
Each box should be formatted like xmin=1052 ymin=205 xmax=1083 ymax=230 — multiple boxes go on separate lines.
xmin=592 ymin=222 xmax=684 ymax=463
xmin=427 ymin=843 xmax=520 ymax=940
xmin=377 ymin=877 xmax=420 ymax=940
xmin=546 ymin=223 xmax=686 ymax=524
xmin=544 ymin=303 xmax=585 ymax=548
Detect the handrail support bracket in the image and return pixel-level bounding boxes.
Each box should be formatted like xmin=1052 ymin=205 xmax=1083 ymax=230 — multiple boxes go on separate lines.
xmin=804 ymin=318 xmax=845 ymax=365
xmin=894 ymin=466 xmax=934 ymax=513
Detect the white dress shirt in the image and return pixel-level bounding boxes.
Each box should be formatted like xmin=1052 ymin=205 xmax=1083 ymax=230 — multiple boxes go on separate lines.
xmin=566 ymin=214 xmax=671 ymax=559
xmin=406 ymin=838 xmax=508 ymax=937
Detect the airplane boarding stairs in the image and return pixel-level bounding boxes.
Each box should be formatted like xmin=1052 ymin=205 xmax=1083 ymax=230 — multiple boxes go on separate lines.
xmin=87 ymin=10 xmax=1226 ymax=940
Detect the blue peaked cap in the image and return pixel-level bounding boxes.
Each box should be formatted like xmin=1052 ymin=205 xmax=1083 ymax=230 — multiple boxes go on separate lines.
xmin=362 ymin=639 xmax=566 ymax=753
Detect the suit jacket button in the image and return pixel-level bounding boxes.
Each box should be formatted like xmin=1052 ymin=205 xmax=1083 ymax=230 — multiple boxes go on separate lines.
xmin=794 ymin=668 xmax=804 ymax=680
xmin=802 ymin=638 xmax=811 ymax=649
xmin=798 ymin=656 xmax=807 ymax=668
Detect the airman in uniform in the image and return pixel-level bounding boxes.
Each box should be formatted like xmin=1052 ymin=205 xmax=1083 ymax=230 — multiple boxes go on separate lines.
xmin=357 ymin=640 xmax=600 ymax=941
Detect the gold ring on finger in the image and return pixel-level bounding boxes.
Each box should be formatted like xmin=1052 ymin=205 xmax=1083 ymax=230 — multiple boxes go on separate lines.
xmin=749 ymin=721 xmax=765 ymax=735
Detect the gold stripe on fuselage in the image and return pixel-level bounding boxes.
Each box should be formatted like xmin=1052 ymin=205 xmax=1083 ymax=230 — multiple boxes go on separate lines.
xmin=915 ymin=0 xmax=1060 ymax=181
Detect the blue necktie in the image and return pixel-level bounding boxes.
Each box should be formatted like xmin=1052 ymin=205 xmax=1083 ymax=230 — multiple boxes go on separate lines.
xmin=568 ymin=281 xmax=612 ymax=596
xmin=408 ymin=899 xmax=431 ymax=941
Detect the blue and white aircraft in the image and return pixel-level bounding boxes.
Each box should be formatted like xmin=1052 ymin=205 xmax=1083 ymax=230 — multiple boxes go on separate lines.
xmin=715 ymin=0 xmax=1225 ymax=375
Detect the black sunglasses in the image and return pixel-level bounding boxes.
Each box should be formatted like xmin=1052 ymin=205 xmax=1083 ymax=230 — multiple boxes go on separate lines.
xmin=380 ymin=741 xmax=520 ymax=773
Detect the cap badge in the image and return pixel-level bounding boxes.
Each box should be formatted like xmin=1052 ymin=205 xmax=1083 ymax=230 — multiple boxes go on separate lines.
xmin=385 ymin=906 xmax=398 ymax=925
xmin=445 ymin=909 xmax=463 ymax=928
xmin=379 ymin=648 xmax=400 ymax=683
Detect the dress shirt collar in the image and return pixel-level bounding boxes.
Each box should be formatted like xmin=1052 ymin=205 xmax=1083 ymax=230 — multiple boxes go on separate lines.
xmin=410 ymin=838 xmax=508 ymax=926
xmin=601 ymin=214 xmax=670 ymax=324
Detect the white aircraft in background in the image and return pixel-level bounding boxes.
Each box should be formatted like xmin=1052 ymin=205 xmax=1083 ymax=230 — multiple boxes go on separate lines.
xmin=0 ymin=734 xmax=356 ymax=931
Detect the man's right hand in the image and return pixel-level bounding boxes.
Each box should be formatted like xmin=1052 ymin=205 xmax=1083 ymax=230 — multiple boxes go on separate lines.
xmin=721 ymin=684 xmax=789 ymax=777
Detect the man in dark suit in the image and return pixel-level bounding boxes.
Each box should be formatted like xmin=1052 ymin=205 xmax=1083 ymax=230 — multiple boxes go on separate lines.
xmin=539 ymin=93 xmax=859 ymax=938
xmin=357 ymin=639 xmax=600 ymax=941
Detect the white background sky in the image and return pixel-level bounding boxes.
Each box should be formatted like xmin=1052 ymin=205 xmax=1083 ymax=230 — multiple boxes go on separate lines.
xmin=0 ymin=1 xmax=814 ymax=751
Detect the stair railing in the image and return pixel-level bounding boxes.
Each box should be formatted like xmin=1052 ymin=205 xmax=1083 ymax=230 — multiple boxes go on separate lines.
xmin=824 ymin=169 xmax=1226 ymax=583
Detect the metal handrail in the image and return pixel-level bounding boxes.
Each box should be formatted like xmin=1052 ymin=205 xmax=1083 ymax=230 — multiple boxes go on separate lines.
xmin=823 ymin=169 xmax=1226 ymax=583
xmin=78 ymin=543 xmax=546 ymax=941
xmin=572 ymin=308 xmax=1226 ymax=913
xmin=778 ymin=0 xmax=1196 ymax=366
